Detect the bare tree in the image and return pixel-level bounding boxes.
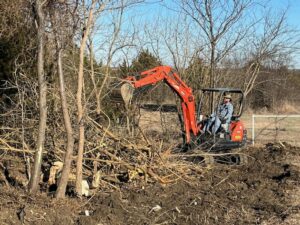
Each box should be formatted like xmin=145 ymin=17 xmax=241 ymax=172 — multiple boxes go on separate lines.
xmin=95 ymin=0 xmax=132 ymax=114
xmin=49 ymin=1 xmax=77 ymax=198
xmin=144 ymin=15 xmax=196 ymax=73
xmin=29 ymin=0 xmax=47 ymax=194
xmin=242 ymin=9 xmax=298 ymax=96
xmin=178 ymin=0 xmax=252 ymax=111
xmin=87 ymin=38 xmax=100 ymax=111
xmin=55 ymin=47 xmax=75 ymax=198
xmin=75 ymin=0 xmax=98 ymax=196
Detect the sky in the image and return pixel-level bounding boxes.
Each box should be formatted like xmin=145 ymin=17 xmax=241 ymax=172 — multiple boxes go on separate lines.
xmin=269 ymin=0 xmax=300 ymax=68
xmin=94 ymin=0 xmax=300 ymax=68
xmin=289 ymin=0 xmax=300 ymax=68
xmin=277 ymin=0 xmax=300 ymax=29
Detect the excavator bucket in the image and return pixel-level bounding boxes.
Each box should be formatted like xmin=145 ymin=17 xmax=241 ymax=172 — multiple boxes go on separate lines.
xmin=120 ymin=83 xmax=134 ymax=109
xmin=109 ymin=82 xmax=135 ymax=109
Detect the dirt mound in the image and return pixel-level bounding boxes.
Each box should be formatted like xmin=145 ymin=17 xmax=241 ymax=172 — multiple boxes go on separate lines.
xmin=0 ymin=186 xmax=78 ymax=225
xmin=1 ymin=143 xmax=300 ymax=225
xmin=76 ymin=143 xmax=300 ymax=225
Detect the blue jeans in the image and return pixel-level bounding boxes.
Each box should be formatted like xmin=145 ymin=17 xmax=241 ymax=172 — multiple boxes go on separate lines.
xmin=207 ymin=117 xmax=231 ymax=134
xmin=206 ymin=112 xmax=230 ymax=134
xmin=207 ymin=115 xmax=221 ymax=134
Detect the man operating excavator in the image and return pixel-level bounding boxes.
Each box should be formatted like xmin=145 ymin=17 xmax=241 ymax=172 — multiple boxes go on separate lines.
xmin=206 ymin=94 xmax=234 ymax=134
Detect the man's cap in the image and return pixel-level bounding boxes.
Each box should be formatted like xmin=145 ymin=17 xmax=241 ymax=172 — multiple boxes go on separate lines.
xmin=223 ymin=94 xmax=232 ymax=99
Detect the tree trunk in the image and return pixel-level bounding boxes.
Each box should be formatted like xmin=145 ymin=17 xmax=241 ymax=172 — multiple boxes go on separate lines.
xmin=244 ymin=62 xmax=261 ymax=97
xmin=96 ymin=5 xmax=122 ymax=114
xmin=88 ymin=40 xmax=101 ymax=112
xmin=76 ymin=0 xmax=96 ymax=195
xmin=209 ymin=42 xmax=216 ymax=113
xmin=28 ymin=0 xmax=47 ymax=194
xmin=55 ymin=48 xmax=75 ymax=198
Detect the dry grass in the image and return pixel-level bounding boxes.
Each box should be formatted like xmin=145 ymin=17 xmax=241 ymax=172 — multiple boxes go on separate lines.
xmin=276 ymin=101 xmax=300 ymax=114
xmin=138 ymin=109 xmax=181 ymax=135
xmin=244 ymin=101 xmax=300 ymax=115
xmin=242 ymin=114 xmax=300 ymax=146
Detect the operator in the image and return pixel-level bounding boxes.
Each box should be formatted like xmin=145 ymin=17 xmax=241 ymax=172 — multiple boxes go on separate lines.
xmin=206 ymin=94 xmax=233 ymax=134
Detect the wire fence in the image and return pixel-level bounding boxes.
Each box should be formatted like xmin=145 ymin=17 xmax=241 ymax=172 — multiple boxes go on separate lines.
xmin=251 ymin=115 xmax=300 ymax=146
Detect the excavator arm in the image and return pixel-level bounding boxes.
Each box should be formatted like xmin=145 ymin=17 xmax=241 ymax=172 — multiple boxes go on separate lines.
xmin=122 ymin=65 xmax=199 ymax=143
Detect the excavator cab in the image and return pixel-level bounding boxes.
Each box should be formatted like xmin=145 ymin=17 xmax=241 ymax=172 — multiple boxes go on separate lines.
xmin=196 ymin=88 xmax=247 ymax=150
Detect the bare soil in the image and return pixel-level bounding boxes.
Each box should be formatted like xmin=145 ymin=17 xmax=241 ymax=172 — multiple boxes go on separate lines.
xmin=1 ymin=143 xmax=300 ymax=225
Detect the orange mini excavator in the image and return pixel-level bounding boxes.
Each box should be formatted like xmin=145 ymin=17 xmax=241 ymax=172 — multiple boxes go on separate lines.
xmin=118 ymin=65 xmax=247 ymax=151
